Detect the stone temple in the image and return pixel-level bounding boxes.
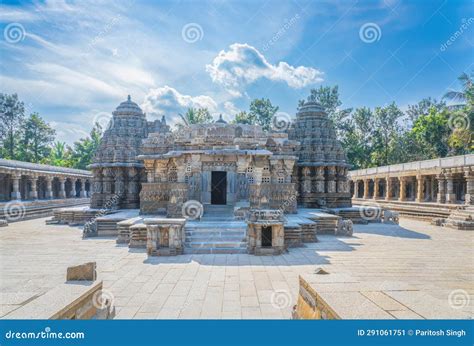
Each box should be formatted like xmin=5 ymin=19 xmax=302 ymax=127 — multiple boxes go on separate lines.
xmin=89 ymin=95 xmax=351 ymax=217
xmin=50 ymin=94 xmax=354 ymax=255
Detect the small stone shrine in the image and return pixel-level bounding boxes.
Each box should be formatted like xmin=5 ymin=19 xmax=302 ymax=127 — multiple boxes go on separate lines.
xmin=247 ymin=209 xmax=285 ymax=255
xmin=144 ymin=217 xmax=186 ymax=256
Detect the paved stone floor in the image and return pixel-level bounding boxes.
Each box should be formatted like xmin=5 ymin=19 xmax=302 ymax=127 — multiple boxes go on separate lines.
xmin=0 ymin=217 xmax=472 ymax=319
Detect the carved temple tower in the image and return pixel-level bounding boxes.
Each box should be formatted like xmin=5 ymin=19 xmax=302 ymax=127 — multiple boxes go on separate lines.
xmin=89 ymin=96 xmax=168 ymax=209
xmin=288 ymin=100 xmax=352 ymax=208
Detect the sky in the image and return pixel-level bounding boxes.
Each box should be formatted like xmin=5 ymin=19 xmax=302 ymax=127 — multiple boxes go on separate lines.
xmin=1 ymin=0 xmax=473 ymax=144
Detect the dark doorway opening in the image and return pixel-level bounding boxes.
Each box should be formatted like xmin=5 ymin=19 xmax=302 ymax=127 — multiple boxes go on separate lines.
xmin=261 ymin=226 xmax=272 ymax=247
xmin=211 ymin=171 xmax=227 ymax=205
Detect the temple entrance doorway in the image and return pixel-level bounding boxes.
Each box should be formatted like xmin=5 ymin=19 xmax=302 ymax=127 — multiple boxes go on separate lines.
xmin=211 ymin=171 xmax=227 ymax=205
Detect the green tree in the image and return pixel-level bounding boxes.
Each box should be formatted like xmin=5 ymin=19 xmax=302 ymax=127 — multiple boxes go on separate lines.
xmin=305 ymin=85 xmax=342 ymax=116
xmin=19 ymin=113 xmax=56 ymax=163
xmin=44 ymin=141 xmax=71 ymax=167
xmin=343 ymin=107 xmax=374 ymax=169
xmin=406 ymin=97 xmax=446 ymax=123
xmin=234 ymin=111 xmax=255 ymax=125
xmin=443 ymin=72 xmax=473 ymax=106
xmin=68 ymin=123 xmax=102 ymax=169
xmin=371 ymin=103 xmax=404 ymax=166
xmin=248 ymin=98 xmax=279 ymax=131
xmin=0 ymin=93 xmax=25 ymax=159
xmin=410 ymin=108 xmax=450 ymax=158
xmin=179 ymin=107 xmax=213 ymax=125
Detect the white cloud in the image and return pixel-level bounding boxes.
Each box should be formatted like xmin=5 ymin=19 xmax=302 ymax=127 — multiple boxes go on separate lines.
xmin=206 ymin=43 xmax=324 ymax=97
xmin=141 ymin=86 xmax=219 ymax=125
xmin=223 ymin=101 xmax=240 ymax=115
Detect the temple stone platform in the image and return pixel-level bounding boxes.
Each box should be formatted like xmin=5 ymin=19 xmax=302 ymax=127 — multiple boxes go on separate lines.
xmin=295 ymin=272 xmax=471 ymax=319
xmin=3 ymin=281 xmax=105 ymax=319
xmin=0 ymin=198 xmax=90 ymax=223
xmin=2 ymin=216 xmax=472 ymax=319
xmin=352 ymin=199 xmax=459 ymax=220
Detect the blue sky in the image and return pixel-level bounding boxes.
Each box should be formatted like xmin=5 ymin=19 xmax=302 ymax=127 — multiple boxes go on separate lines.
xmin=1 ymin=0 xmax=473 ymax=144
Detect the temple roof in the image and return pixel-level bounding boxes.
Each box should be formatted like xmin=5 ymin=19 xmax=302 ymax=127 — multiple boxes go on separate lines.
xmin=0 ymin=158 xmax=91 ymax=176
xmin=112 ymin=95 xmax=144 ymax=117
xmin=215 ymin=114 xmax=227 ymax=124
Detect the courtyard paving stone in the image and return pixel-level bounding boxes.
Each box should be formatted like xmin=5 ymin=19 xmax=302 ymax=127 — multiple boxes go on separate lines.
xmin=0 ymin=217 xmax=472 ymax=319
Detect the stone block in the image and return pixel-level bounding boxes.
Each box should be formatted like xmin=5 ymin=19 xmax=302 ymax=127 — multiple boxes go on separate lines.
xmin=67 ymin=262 xmax=97 ymax=281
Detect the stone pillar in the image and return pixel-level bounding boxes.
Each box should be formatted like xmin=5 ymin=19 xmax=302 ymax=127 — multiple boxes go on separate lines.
xmin=464 ymin=169 xmax=474 ymax=205
xmin=236 ymin=156 xmax=250 ymax=201
xmin=398 ymin=177 xmax=406 ymax=201
xmin=58 ymin=177 xmax=66 ymax=199
xmin=445 ymin=171 xmax=456 ymax=203
xmin=29 ymin=176 xmax=38 ymax=200
xmin=385 ymin=177 xmax=392 ymax=201
xmin=115 ymin=169 xmax=126 ymax=196
xmin=415 ymin=175 xmax=424 ymax=203
xmin=79 ymin=180 xmax=87 ymax=198
xmin=436 ymin=174 xmax=446 ymax=203
xmin=363 ymin=179 xmax=369 ymax=199
xmin=44 ymin=176 xmax=53 ymax=199
xmin=430 ymin=176 xmax=436 ymax=202
xmin=11 ymin=173 xmax=22 ymax=200
xmin=70 ymin=178 xmax=77 ymax=198
xmin=353 ymin=179 xmax=359 ymax=199
xmin=301 ymin=167 xmax=312 ymax=195
xmin=315 ymin=167 xmax=325 ymax=193
xmin=326 ymin=166 xmax=336 ymax=193
xmin=373 ymin=178 xmax=379 ymax=199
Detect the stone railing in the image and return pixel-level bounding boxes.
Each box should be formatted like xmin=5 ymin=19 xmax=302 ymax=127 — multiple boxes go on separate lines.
xmin=349 ymin=154 xmax=474 ymax=178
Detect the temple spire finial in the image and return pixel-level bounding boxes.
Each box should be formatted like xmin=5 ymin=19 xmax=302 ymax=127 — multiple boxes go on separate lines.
xmin=127 ymin=95 xmax=131 ymax=101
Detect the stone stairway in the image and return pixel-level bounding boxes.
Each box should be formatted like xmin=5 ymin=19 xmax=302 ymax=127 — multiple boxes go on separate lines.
xmin=203 ymin=204 xmax=235 ymax=220
xmin=444 ymin=206 xmax=474 ymax=230
xmin=184 ymin=220 xmax=247 ymax=254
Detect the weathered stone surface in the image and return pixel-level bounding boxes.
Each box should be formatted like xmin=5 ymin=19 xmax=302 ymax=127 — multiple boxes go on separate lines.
xmin=336 ymin=219 xmax=353 ymax=236
xmin=66 ymin=262 xmax=97 ymax=281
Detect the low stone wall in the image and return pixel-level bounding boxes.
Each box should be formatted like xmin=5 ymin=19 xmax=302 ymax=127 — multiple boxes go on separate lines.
xmin=294 ymin=273 xmax=470 ymax=319
xmin=3 ymin=281 xmax=108 ymax=319
xmin=1 ymin=198 xmax=90 ymax=222
xmin=352 ymin=199 xmax=457 ymax=220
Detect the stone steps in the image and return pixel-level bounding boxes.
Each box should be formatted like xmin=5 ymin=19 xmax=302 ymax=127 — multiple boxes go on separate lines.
xmin=185 ymin=247 xmax=248 ymax=254
xmin=184 ymin=219 xmax=247 ymax=254
xmin=444 ymin=206 xmax=474 ymax=230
